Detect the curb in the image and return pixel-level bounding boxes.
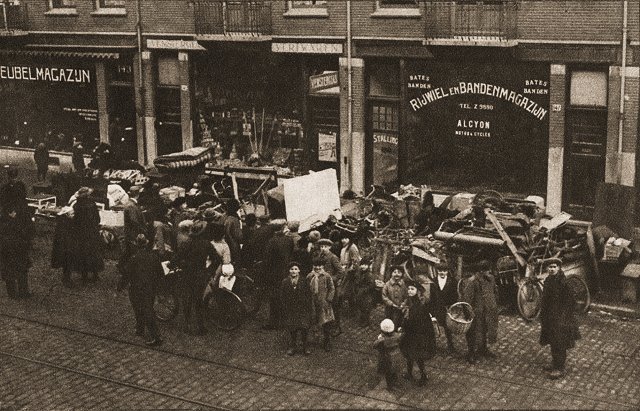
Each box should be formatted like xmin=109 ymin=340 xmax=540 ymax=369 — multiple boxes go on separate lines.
xmin=590 ymin=302 xmax=640 ymax=320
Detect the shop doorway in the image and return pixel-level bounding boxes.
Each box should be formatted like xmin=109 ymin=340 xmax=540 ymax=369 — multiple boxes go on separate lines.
xmin=309 ymin=96 xmax=339 ymax=174
xmin=156 ymin=86 xmax=183 ymax=156
xmin=563 ymin=69 xmax=608 ymax=220
xmin=108 ymin=85 xmax=137 ymax=162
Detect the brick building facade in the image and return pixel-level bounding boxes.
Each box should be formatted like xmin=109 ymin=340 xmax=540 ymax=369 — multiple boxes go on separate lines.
xmin=0 ymin=0 xmax=638 ymax=219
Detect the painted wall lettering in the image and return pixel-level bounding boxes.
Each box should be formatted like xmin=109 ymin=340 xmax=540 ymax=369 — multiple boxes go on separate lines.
xmin=0 ymin=65 xmax=91 ymax=83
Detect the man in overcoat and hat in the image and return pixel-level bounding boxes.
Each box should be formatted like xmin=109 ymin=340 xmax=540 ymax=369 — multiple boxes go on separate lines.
xmin=262 ymin=220 xmax=294 ymax=330
xmin=462 ymin=260 xmax=499 ymax=364
xmin=170 ymin=220 xmax=220 ymax=335
xmin=317 ymin=238 xmax=346 ymax=334
xmin=118 ymin=233 xmax=164 ymax=346
xmin=539 ymin=257 xmax=581 ymax=379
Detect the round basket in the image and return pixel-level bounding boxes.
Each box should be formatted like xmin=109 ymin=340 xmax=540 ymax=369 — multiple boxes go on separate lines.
xmin=446 ymin=302 xmax=475 ymax=335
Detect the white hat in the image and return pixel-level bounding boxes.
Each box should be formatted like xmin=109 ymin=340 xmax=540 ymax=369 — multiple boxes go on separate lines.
xmin=380 ymin=318 xmax=395 ymax=333
xmin=222 ymin=264 xmax=235 ymax=277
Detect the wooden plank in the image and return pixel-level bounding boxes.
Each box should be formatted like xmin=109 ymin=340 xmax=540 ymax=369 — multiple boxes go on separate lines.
xmin=485 ymin=208 xmax=527 ymax=267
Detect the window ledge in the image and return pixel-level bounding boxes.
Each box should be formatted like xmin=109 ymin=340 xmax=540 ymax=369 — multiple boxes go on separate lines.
xmin=371 ymin=8 xmax=421 ymax=18
xmin=283 ymin=8 xmax=328 ymax=18
xmin=44 ymin=8 xmax=78 ymax=16
xmin=90 ymin=8 xmax=127 ymax=16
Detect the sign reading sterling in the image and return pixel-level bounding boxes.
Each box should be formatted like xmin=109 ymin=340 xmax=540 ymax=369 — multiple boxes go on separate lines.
xmin=147 ymin=39 xmax=206 ymax=51
xmin=0 ymin=65 xmax=91 ymax=83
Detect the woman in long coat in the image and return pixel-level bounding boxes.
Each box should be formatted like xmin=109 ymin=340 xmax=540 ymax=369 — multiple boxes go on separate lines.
xmin=399 ymin=281 xmax=437 ymax=386
xmin=539 ymin=258 xmax=580 ymax=379
xmin=71 ymin=187 xmax=104 ymax=283
xmin=306 ymin=257 xmax=335 ymax=351
xmin=280 ymin=261 xmax=312 ymax=356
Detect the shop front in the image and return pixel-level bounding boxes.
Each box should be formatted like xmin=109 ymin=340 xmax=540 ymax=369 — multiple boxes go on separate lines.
xmin=0 ymin=56 xmax=100 ymax=153
xmin=106 ymin=57 xmax=137 ymax=162
xmin=192 ymin=45 xmax=339 ymax=177
xmin=367 ymin=58 xmax=550 ymax=196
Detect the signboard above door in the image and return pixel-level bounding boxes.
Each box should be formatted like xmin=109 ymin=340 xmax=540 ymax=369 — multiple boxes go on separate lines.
xmin=309 ymin=71 xmax=339 ymax=94
xmin=147 ymin=39 xmax=206 ymax=51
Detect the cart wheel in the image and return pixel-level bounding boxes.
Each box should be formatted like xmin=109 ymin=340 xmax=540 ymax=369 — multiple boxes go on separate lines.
xmin=205 ymin=288 xmax=246 ymax=331
xmin=566 ymin=275 xmax=591 ymax=314
xmin=154 ymin=291 xmax=179 ymax=322
xmin=517 ymin=280 xmax=543 ymax=321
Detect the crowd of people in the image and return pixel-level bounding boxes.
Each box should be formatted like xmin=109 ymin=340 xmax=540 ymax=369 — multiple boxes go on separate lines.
xmin=0 ymin=169 xmax=581 ymax=388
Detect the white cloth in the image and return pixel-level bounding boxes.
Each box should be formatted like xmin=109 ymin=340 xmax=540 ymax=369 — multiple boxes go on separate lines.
xmin=438 ymin=276 xmax=447 ymax=291
xmin=219 ymin=275 xmax=236 ymax=291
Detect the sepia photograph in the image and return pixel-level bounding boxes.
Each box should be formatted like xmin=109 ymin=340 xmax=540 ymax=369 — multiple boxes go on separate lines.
xmin=0 ymin=0 xmax=639 ymax=409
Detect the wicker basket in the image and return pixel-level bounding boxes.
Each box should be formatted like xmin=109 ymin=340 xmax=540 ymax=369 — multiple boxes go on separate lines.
xmin=446 ymin=302 xmax=475 ymax=335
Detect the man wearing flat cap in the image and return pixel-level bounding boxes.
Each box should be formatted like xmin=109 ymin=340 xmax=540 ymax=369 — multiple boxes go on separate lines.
xmin=317 ymin=238 xmax=346 ymax=335
xmin=539 ymin=258 xmax=580 ymax=379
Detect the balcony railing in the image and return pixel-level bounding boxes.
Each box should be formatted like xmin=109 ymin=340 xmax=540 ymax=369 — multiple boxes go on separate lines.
xmin=194 ymin=1 xmax=272 ymax=37
xmin=425 ymin=1 xmax=516 ymax=43
xmin=1 ymin=2 xmax=28 ymax=35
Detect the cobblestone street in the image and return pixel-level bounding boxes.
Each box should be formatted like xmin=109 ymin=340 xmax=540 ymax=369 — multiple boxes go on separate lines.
xmin=0 ymin=221 xmax=638 ymax=410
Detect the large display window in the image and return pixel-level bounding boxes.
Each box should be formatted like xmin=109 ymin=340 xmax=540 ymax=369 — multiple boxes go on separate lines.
xmin=403 ymin=60 xmax=550 ymax=195
xmin=0 ymin=58 xmax=99 ymax=153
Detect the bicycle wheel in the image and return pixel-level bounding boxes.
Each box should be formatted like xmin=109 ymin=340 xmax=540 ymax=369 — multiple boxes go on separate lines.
xmin=566 ymin=275 xmax=591 ymax=314
xmin=517 ymin=280 xmax=543 ymax=321
xmin=205 ymin=288 xmax=246 ymax=331
xmin=154 ymin=291 xmax=179 ymax=322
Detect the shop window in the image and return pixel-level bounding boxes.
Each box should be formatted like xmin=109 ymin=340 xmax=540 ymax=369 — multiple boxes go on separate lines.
xmin=92 ymin=0 xmax=126 ymax=15
xmin=368 ymin=62 xmax=400 ymax=98
xmin=290 ymin=0 xmax=327 ymax=7
xmin=373 ymin=0 xmax=420 ymax=17
xmin=378 ymin=0 xmax=418 ymax=7
xmin=372 ymin=105 xmax=398 ymax=132
xmin=371 ymin=103 xmax=399 ymax=188
xmin=570 ymin=71 xmax=607 ymax=107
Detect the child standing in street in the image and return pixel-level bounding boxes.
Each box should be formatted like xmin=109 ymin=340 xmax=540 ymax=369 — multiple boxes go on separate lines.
xmin=373 ymin=318 xmax=402 ymax=391
xmin=382 ymin=266 xmax=408 ymax=329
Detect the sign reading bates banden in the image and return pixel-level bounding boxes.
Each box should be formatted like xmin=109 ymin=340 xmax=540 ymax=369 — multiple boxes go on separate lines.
xmin=0 ymin=64 xmax=91 ymax=83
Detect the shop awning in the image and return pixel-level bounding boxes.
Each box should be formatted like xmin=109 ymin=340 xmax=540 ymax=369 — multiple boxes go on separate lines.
xmin=0 ymin=49 xmax=121 ymax=59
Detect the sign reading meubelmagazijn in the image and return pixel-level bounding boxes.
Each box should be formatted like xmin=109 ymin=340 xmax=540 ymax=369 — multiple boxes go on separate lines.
xmin=403 ymin=61 xmax=550 ymax=194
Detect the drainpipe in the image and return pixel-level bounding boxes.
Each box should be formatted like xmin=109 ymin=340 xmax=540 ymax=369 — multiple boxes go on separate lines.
xmin=617 ymin=0 xmax=628 ymax=184
xmin=346 ymin=0 xmax=352 ymax=190
xmin=2 ymin=1 xmax=8 ymax=32
xmin=135 ymin=0 xmax=147 ymax=165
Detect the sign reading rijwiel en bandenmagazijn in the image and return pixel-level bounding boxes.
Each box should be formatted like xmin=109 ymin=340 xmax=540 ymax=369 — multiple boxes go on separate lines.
xmin=0 ymin=64 xmax=91 ymax=83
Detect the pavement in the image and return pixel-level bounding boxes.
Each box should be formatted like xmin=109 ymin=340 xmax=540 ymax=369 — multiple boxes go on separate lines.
xmin=0 ymin=155 xmax=639 ymax=410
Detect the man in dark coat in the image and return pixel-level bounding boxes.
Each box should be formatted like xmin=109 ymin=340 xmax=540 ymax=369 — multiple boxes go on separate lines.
xmin=242 ymin=215 xmax=276 ymax=269
xmin=34 ymin=143 xmax=50 ymax=182
xmin=171 ymin=221 xmax=220 ymax=335
xmin=462 ymin=260 xmax=499 ymax=364
xmin=118 ymin=234 xmax=164 ymax=346
xmin=0 ymin=206 xmax=33 ymax=298
xmin=433 ymin=260 xmax=458 ymax=352
xmin=280 ymin=261 xmax=312 ymax=356
xmin=72 ymin=187 xmax=104 ymax=283
xmin=540 ymin=258 xmax=580 ymax=379
xmin=71 ymin=142 xmax=86 ymax=173
xmin=262 ymin=220 xmax=294 ymax=329
xmin=317 ymin=238 xmax=346 ymax=334
xmin=0 ymin=167 xmax=27 ymax=216
xmin=120 ymin=186 xmax=147 ymax=272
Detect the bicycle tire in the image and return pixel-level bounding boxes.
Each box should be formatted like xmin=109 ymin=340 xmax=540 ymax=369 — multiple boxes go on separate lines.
xmin=205 ymin=288 xmax=246 ymax=331
xmin=154 ymin=291 xmax=179 ymax=322
xmin=566 ymin=275 xmax=591 ymax=314
xmin=517 ymin=280 xmax=543 ymax=321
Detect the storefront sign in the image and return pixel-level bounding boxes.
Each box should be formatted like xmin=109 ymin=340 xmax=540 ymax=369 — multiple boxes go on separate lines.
xmin=318 ymin=131 xmax=337 ymax=162
xmin=403 ymin=61 xmax=550 ymax=194
xmin=147 ymin=39 xmax=206 ymax=51
xmin=0 ymin=65 xmax=91 ymax=83
xmin=309 ymin=71 xmax=339 ymax=93
xmin=272 ymin=42 xmax=343 ymax=55
xmin=372 ymin=132 xmax=398 ymax=186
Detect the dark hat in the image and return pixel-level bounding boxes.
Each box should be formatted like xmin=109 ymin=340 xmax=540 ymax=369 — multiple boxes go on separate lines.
xmin=405 ymin=279 xmax=425 ymax=292
xmin=287 ymin=261 xmax=301 ymax=270
xmin=134 ymin=233 xmax=148 ymax=247
xmin=312 ymin=256 xmax=326 ymax=266
xmin=435 ymin=259 xmax=449 ymax=270
xmin=317 ymin=239 xmax=333 ymax=247
xmin=190 ymin=220 xmax=207 ymax=237
xmin=389 ymin=265 xmax=405 ymax=274
xmin=542 ymin=257 xmax=562 ymax=268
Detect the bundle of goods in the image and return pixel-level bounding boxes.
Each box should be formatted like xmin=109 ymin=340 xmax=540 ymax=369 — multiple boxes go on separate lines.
xmin=154 ymin=147 xmax=214 ymax=170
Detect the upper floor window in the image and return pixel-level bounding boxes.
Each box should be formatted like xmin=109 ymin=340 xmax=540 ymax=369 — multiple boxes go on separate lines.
xmin=50 ymin=0 xmax=76 ymax=8
xmin=97 ymin=0 xmax=125 ymax=8
xmin=290 ymin=0 xmax=327 ymax=7
xmin=378 ymin=0 xmax=418 ymax=8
